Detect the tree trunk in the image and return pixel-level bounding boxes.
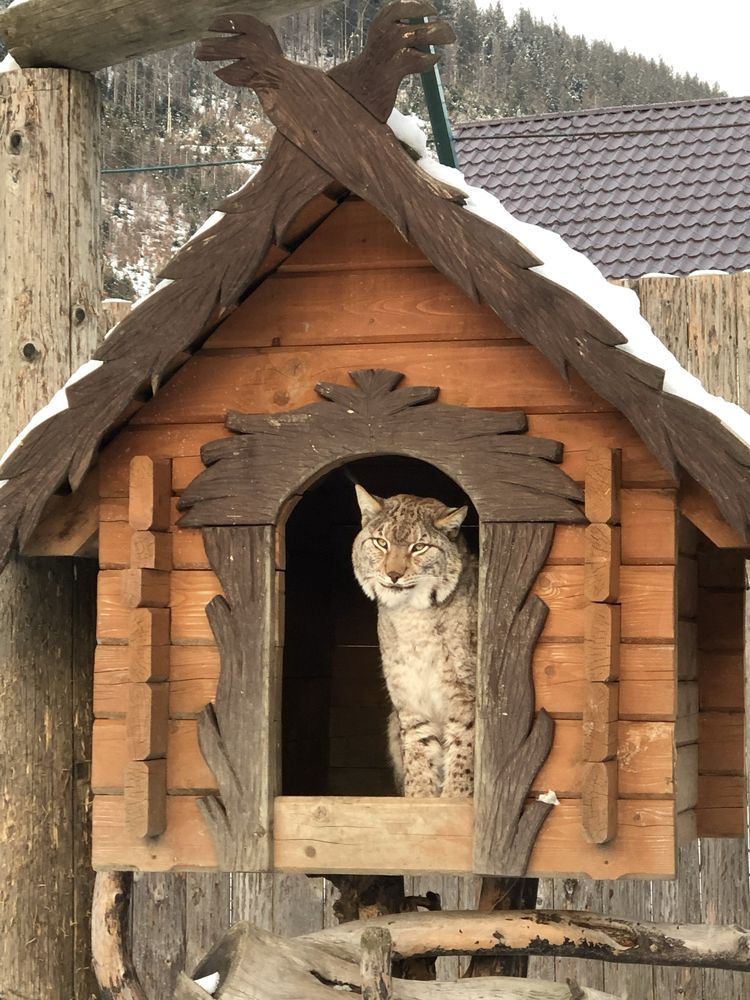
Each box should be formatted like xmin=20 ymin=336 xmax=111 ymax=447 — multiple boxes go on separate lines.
xmin=0 ymin=67 xmax=100 ymax=1000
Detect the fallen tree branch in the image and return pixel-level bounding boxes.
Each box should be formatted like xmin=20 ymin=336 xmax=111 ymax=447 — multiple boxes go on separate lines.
xmin=178 ymin=921 xmax=622 ymax=1000
xmin=298 ymin=909 xmax=750 ymax=972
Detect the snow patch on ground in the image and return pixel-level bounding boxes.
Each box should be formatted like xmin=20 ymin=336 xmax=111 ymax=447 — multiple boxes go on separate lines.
xmin=387 ymin=111 xmax=750 ymax=452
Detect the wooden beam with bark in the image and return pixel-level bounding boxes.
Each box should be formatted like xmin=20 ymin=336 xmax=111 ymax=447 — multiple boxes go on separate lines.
xmin=297 ymin=910 xmax=750 ymax=972
xmin=0 ymin=0 xmax=324 ymax=71
xmin=176 ymin=921 xmax=624 ymax=1000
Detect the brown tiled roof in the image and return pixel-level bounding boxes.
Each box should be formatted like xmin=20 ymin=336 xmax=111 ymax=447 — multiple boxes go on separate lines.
xmin=453 ymin=96 xmax=750 ymax=279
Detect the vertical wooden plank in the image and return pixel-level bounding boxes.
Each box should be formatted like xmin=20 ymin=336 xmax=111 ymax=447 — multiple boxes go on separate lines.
xmin=475 ymin=522 xmax=556 ymax=875
xmin=582 ymin=448 xmax=621 ymax=845
xmin=0 ymin=67 xmax=100 ymax=1000
xmin=602 ymin=878 xmax=655 ymax=999
xmin=184 ymin=872 xmax=231 ymax=976
xmin=701 ymin=839 xmax=750 ymax=999
xmin=551 ymin=878 xmax=606 ymax=993
xmin=125 ymin=760 xmax=167 ymax=837
xmin=232 ymin=872 xmax=274 ymax=930
xmin=128 ymin=455 xmax=172 ymax=531
xmin=198 ymin=526 xmax=277 ymax=871
xmin=651 ymin=841 xmax=704 ymax=1000
xmin=131 ymin=872 xmax=187 ymax=998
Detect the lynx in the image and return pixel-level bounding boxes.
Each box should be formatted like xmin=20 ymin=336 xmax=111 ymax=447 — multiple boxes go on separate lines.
xmin=352 ymin=487 xmax=477 ymax=797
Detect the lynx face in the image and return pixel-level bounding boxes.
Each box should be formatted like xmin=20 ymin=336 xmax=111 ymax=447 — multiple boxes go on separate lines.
xmin=352 ymin=487 xmax=468 ymax=610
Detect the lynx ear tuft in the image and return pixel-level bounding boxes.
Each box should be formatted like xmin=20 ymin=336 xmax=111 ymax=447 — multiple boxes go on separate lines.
xmin=434 ymin=505 xmax=468 ymax=539
xmin=355 ymin=484 xmax=384 ymax=525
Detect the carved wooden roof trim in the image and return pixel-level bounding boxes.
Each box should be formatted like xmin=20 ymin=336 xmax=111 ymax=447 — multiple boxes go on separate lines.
xmin=177 ymin=368 xmax=585 ymax=526
xmin=1 ymin=1 xmax=750 ymax=570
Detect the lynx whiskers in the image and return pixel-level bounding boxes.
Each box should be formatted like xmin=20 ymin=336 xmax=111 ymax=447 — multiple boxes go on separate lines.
xmin=352 ymin=486 xmax=477 ymax=798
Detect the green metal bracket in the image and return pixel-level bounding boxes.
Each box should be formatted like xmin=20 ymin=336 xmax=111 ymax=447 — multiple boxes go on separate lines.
xmin=420 ymin=61 xmax=459 ymax=168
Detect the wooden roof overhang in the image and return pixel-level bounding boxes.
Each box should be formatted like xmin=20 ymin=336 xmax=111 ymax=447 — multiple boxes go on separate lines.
xmin=2 ymin=1 xmax=750 ymax=570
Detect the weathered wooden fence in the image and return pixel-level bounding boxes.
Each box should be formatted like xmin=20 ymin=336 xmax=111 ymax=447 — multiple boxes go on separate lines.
xmin=126 ymin=272 xmax=749 ymax=1000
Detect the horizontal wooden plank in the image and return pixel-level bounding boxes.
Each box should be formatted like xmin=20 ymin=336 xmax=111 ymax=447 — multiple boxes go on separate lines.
xmin=528 ymin=413 xmax=676 ymax=488
xmin=129 ymin=342 xmax=611 ymax=427
xmin=274 ymin=796 xmax=473 ymax=874
xmin=698 ymin=712 xmax=744 ymax=774
xmin=535 ymin=565 xmax=675 ymax=642
xmin=99 ymin=424 xmax=232 ymax=498
xmin=96 ymin=570 xmax=222 ymax=644
xmin=92 ymin=718 xmax=217 ymax=793
xmin=696 ymin=770 xmax=746 ymax=837
xmin=533 ymin=643 xmax=675 ymax=720
xmin=274 ymin=796 xmax=676 ymax=879
xmin=92 ymin=795 xmax=218 ymax=871
xmin=699 ymin=651 xmax=745 ymax=711
xmin=207 ymin=269 xmax=516 ymax=349
xmin=697 ymin=589 xmax=745 ymax=651
xmin=278 ymin=198 xmax=431 ymax=272
xmin=95 ymin=644 xmax=220 ymax=718
xmin=619 ymin=489 xmax=677 ymax=563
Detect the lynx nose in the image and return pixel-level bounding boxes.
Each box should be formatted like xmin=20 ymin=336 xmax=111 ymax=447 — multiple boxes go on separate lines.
xmin=387 ymin=570 xmax=403 ymax=583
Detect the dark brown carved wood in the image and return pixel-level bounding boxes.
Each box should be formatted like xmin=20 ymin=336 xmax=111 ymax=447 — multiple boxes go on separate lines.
xmin=178 ymin=369 xmax=583 ymax=527
xmin=3 ymin=2 xmax=750 ymax=572
xmin=474 ymin=522 xmax=556 ymax=876
xmin=192 ymin=12 xmax=750 ymax=542
xmin=0 ymin=1 xmax=448 ymax=571
xmin=198 ymin=525 xmax=278 ymax=870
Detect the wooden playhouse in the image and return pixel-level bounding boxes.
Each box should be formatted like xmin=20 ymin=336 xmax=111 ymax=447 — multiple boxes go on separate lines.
xmin=0 ymin=5 xmax=747 ymax=883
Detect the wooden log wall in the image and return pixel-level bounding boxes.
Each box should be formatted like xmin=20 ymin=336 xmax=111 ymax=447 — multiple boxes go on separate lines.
xmin=93 ymin=199 xmax=680 ymax=881
xmin=530 ymin=271 xmax=750 ymax=1000
xmin=104 ymin=212 xmax=748 ymax=997
xmin=0 ymin=68 xmax=100 ymax=1000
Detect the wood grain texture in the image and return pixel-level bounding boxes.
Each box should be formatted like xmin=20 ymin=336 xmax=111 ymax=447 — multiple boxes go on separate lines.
xmin=128 ymin=456 xmax=171 ymax=531
xmin=125 ymin=760 xmax=167 ymax=839
xmin=132 ymin=342 xmax=612 ymax=426
xmin=0 ymin=68 xmax=100 ymax=1000
xmin=193 ymin=16 xmax=750 ymax=543
xmin=273 ymin=797 xmax=676 ymax=879
xmin=585 ymin=447 xmax=621 ymax=525
xmin=581 ymin=761 xmax=618 ymax=844
xmin=474 ymin=522 xmax=556 ymax=876
xmin=127 ymin=682 xmax=169 ymax=761
xmin=197 ymin=526 xmax=278 ymax=870
xmin=178 ymin=369 xmax=583 ymax=528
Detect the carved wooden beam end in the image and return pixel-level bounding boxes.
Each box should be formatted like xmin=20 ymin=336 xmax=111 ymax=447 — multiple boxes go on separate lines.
xmin=197 ymin=2 xmax=456 ymax=123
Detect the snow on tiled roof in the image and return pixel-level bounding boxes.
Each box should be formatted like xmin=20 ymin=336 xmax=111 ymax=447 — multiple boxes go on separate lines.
xmin=453 ymin=96 xmax=750 ymax=279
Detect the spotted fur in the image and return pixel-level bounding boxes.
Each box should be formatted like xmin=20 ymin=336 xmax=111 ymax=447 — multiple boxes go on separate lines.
xmin=352 ymin=487 xmax=476 ymax=797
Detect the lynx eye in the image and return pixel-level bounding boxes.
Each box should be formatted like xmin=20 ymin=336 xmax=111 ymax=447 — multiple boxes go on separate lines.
xmin=371 ymin=537 xmax=389 ymax=551
xmin=410 ymin=542 xmax=429 ymax=554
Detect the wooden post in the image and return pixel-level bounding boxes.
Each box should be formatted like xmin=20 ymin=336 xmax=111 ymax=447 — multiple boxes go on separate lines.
xmin=0 ymin=67 xmax=100 ymax=999
xmin=581 ymin=448 xmax=621 ymax=844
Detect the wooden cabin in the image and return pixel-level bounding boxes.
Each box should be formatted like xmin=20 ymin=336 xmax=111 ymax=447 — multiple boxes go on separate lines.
xmin=1 ymin=13 xmax=747 ymax=886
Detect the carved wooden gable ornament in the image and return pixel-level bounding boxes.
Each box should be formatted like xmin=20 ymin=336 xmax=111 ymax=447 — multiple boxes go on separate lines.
xmin=174 ymin=369 xmax=584 ymax=875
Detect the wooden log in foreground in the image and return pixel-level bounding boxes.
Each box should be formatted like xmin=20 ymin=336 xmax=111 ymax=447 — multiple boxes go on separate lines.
xmin=299 ymin=910 xmax=750 ymax=972
xmin=0 ymin=0 xmax=323 ymax=71
xmin=91 ymin=871 xmax=147 ymax=1000
xmin=175 ymin=922 xmax=622 ymax=1000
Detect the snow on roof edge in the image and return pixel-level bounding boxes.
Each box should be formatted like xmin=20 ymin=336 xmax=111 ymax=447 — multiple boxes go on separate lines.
xmin=387 ymin=109 xmax=750 ymax=453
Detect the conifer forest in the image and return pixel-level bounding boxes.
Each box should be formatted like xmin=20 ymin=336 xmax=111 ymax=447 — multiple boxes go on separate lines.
xmin=0 ymin=0 xmax=724 ymax=297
